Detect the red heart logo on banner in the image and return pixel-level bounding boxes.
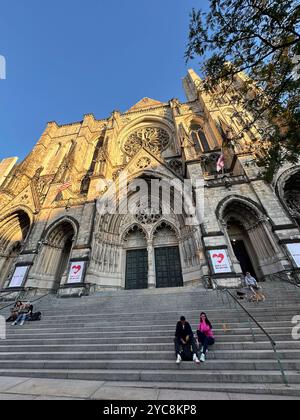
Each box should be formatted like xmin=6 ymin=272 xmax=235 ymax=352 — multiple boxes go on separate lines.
xmin=212 ymin=253 xmax=225 ymax=264
xmin=72 ymin=265 xmax=81 ymax=275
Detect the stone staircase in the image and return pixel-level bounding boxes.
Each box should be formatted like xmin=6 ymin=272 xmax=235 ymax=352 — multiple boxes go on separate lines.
xmin=0 ymin=282 xmax=300 ymax=397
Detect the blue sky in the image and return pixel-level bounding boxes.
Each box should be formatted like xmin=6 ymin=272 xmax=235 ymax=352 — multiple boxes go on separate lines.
xmin=0 ymin=0 xmax=209 ymax=161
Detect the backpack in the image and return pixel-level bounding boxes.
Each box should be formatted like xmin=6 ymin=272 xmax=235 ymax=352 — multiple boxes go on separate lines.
xmin=30 ymin=312 xmax=42 ymax=321
xmin=180 ymin=343 xmax=193 ymax=361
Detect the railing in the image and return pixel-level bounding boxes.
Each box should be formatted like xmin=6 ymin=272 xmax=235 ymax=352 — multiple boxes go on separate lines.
xmin=210 ymin=278 xmax=290 ymax=388
xmin=265 ymin=270 xmax=300 ymax=289
xmin=0 ymin=290 xmax=50 ymax=314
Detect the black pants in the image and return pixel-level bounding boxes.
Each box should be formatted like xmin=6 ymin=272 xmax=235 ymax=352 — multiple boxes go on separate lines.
xmin=197 ymin=331 xmax=215 ymax=355
xmin=174 ymin=336 xmax=198 ymax=356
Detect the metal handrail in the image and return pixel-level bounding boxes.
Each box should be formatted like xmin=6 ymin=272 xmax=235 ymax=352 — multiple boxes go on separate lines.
xmin=0 ymin=290 xmax=20 ymax=300
xmin=266 ymin=270 xmax=300 ymax=288
xmin=210 ymin=278 xmax=290 ymax=387
xmin=0 ymin=292 xmax=50 ymax=314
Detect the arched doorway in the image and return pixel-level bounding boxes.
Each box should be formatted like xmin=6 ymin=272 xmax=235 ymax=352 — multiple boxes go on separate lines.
xmin=221 ymin=200 xmax=278 ymax=280
xmin=124 ymin=225 xmax=148 ymax=290
xmin=0 ymin=210 xmax=31 ymax=288
xmin=153 ymin=222 xmax=183 ymax=288
xmin=35 ymin=221 xmax=75 ymax=292
xmin=227 ymin=220 xmax=259 ymax=279
xmin=282 ymin=171 xmax=300 ymax=227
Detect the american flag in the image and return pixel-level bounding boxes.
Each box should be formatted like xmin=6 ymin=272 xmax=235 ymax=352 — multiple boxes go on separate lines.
xmin=216 ymin=155 xmax=225 ymax=173
xmin=57 ymin=181 xmax=72 ymax=193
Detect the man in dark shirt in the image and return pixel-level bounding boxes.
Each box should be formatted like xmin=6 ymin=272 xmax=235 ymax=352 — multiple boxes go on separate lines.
xmin=174 ymin=316 xmax=200 ymax=364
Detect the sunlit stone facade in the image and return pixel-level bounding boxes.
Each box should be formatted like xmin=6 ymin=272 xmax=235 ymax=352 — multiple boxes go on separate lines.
xmin=0 ymin=69 xmax=299 ymax=296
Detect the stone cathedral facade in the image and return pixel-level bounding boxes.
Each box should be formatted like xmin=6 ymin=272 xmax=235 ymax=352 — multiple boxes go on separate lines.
xmin=0 ymin=69 xmax=299 ymax=297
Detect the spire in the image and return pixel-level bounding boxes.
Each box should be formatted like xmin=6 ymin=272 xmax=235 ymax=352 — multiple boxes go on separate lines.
xmin=183 ymin=69 xmax=202 ymax=102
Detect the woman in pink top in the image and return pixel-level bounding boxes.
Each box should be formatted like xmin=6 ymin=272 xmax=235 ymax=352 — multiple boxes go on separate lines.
xmin=196 ymin=312 xmax=215 ymax=362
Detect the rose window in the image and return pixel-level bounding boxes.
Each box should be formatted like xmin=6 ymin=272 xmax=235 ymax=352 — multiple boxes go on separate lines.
xmin=124 ymin=127 xmax=170 ymax=156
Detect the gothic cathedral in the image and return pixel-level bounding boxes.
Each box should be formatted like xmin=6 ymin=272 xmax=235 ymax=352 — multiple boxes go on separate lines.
xmin=0 ymin=69 xmax=299 ymax=297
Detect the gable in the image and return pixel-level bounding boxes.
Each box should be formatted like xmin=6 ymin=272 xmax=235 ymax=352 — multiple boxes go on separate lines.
xmin=127 ymin=97 xmax=165 ymax=112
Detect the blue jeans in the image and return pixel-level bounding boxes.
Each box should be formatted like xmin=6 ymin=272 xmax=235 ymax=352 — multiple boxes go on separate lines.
xmin=197 ymin=331 xmax=215 ymax=355
xmin=14 ymin=314 xmax=28 ymax=325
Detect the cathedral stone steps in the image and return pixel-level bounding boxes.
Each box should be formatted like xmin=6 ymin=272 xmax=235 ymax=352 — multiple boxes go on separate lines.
xmin=0 ymin=349 xmax=300 ymax=361
xmin=1 ymin=333 xmax=295 ymax=344
xmin=0 ymin=341 xmax=300 ymax=353
xmin=0 ymin=282 xmax=299 ymax=396
xmin=0 ymin=359 xmax=300 ymax=372
xmin=0 ymin=369 xmax=299 ymax=385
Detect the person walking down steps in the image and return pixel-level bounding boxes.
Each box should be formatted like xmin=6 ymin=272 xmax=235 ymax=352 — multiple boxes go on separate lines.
xmin=174 ymin=316 xmax=200 ymax=364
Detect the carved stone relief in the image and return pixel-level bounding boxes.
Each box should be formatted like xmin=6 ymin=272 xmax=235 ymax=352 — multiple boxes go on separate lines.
xmin=123 ymin=127 xmax=170 ymax=157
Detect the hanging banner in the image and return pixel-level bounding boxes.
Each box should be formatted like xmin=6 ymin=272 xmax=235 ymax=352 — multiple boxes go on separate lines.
xmin=287 ymin=243 xmax=300 ymax=268
xmin=9 ymin=266 xmax=29 ymax=288
xmin=67 ymin=261 xmax=86 ymax=284
xmin=209 ymin=249 xmax=232 ymax=274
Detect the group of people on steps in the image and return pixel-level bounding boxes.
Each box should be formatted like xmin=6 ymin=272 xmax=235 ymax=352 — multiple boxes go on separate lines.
xmin=6 ymin=300 xmax=41 ymax=326
xmin=174 ymin=313 xmax=215 ymax=364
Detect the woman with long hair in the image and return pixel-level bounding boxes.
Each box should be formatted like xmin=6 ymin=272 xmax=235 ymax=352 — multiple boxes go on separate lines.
xmin=197 ymin=312 xmax=215 ymax=362
xmin=6 ymin=300 xmax=23 ymax=323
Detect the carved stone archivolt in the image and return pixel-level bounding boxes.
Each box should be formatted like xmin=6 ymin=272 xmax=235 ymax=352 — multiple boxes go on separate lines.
xmin=123 ymin=127 xmax=170 ymax=157
xmin=135 ymin=210 xmax=161 ymax=225
xmin=136 ymin=157 xmax=151 ymax=169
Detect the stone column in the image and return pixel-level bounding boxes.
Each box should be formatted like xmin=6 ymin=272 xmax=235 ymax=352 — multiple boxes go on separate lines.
xmin=147 ymin=239 xmax=156 ymax=289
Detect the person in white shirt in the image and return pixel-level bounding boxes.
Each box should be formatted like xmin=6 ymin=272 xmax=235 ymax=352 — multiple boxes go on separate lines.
xmin=245 ymin=272 xmax=265 ymax=302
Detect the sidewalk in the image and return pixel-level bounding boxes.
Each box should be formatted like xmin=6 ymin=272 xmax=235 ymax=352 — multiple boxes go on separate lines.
xmin=0 ymin=377 xmax=299 ymax=400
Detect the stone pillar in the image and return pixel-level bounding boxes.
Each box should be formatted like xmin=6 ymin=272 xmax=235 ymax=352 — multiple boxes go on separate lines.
xmin=147 ymin=239 xmax=156 ymax=289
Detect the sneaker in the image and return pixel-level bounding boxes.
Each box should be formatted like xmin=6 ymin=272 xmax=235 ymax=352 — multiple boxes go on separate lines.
xmin=11 ymin=322 xmax=16 ymax=326
xmin=19 ymin=321 xmax=25 ymax=326
xmin=200 ymin=353 xmax=206 ymax=363
xmin=176 ymin=354 xmax=182 ymax=364
xmin=193 ymin=353 xmax=200 ymax=364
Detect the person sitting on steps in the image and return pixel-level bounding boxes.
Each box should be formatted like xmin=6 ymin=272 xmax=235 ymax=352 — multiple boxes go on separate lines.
xmin=6 ymin=300 xmax=23 ymax=323
xmin=11 ymin=302 xmax=33 ymax=326
xmin=245 ymin=272 xmax=265 ymax=302
xmin=197 ymin=312 xmax=215 ymax=363
xmin=174 ymin=316 xmax=200 ymax=364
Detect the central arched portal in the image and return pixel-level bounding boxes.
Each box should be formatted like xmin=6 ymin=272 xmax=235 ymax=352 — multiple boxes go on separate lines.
xmin=123 ymin=221 xmax=184 ymax=290
xmin=153 ymin=222 xmax=183 ymax=288
xmin=124 ymin=226 xmax=148 ymax=290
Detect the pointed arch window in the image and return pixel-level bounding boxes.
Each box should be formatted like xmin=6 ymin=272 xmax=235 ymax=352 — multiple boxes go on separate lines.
xmin=190 ymin=124 xmax=210 ymax=153
xmin=79 ymin=136 xmax=104 ymax=195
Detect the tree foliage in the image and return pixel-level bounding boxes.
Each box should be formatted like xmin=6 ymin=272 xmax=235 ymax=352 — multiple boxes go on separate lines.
xmin=186 ymin=0 xmax=300 ymax=181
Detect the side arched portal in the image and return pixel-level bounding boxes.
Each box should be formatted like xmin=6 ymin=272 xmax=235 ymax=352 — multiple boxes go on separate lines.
xmin=220 ymin=198 xmax=279 ymax=279
xmin=0 ymin=210 xmax=31 ymax=288
xmin=33 ymin=221 xmax=76 ymax=291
